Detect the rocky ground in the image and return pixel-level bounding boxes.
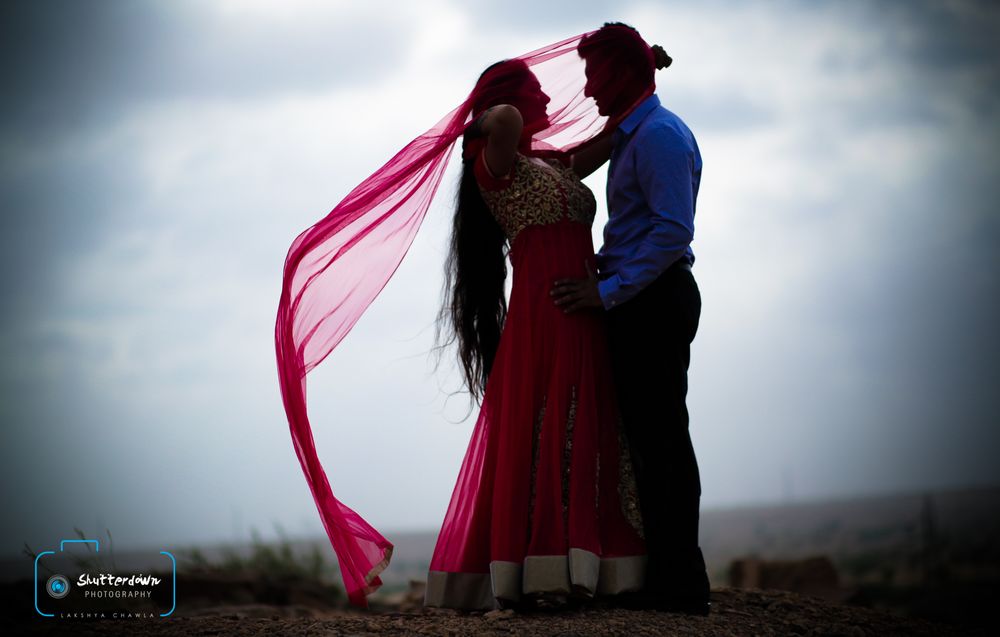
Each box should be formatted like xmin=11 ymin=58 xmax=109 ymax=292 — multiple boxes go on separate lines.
xmin=13 ymin=587 xmax=976 ymax=637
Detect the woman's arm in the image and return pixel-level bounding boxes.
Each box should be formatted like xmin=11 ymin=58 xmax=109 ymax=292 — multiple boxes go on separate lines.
xmin=570 ymin=132 xmax=614 ymax=179
xmin=477 ymin=104 xmax=523 ymax=178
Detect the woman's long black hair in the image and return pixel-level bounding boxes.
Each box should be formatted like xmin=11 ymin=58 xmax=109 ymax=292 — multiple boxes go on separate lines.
xmin=437 ymin=60 xmax=545 ymax=402
xmin=437 ymin=135 xmax=509 ymax=402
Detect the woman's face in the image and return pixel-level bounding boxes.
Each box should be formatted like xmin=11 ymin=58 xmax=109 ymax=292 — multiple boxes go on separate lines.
xmin=474 ymin=64 xmax=551 ymax=139
xmin=513 ymin=75 xmax=551 ymax=136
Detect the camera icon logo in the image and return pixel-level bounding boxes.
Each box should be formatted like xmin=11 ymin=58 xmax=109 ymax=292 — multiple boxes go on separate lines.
xmin=46 ymin=575 xmax=70 ymax=599
xmin=35 ymin=538 xmax=176 ymax=617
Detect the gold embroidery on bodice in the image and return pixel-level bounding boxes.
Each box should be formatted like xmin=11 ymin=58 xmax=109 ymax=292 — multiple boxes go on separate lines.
xmin=479 ymin=155 xmax=597 ymax=243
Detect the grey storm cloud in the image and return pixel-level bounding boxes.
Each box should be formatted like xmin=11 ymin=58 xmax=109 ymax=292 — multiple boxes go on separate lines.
xmin=0 ymin=0 xmax=412 ymax=326
xmin=0 ymin=0 xmax=411 ymax=139
xmin=0 ymin=0 xmax=998 ymax=556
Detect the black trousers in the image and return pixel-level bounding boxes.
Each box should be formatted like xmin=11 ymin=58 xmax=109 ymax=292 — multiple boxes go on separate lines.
xmin=606 ymin=260 xmax=708 ymax=595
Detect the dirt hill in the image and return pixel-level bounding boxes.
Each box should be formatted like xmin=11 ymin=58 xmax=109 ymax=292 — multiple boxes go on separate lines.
xmin=13 ymin=587 xmax=974 ymax=637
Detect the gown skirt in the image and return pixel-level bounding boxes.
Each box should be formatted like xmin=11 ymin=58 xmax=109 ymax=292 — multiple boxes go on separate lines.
xmin=424 ymin=217 xmax=648 ymax=610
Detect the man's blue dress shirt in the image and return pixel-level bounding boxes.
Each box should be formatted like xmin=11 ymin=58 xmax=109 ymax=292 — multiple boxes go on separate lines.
xmin=596 ymin=94 xmax=702 ymax=309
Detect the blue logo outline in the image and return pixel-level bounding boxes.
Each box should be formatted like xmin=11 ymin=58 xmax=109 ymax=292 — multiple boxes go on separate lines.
xmin=34 ymin=539 xmax=176 ymax=618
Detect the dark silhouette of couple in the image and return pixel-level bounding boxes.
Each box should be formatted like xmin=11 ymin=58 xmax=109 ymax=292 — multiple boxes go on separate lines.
xmin=425 ymin=23 xmax=708 ymax=615
xmin=276 ymin=22 xmax=708 ymax=616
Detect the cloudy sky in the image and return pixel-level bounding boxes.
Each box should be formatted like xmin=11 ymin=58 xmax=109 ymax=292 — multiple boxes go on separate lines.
xmin=2 ymin=0 xmax=998 ymax=556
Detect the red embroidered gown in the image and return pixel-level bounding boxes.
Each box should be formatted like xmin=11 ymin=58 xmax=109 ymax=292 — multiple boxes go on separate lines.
xmin=424 ymin=151 xmax=648 ymax=610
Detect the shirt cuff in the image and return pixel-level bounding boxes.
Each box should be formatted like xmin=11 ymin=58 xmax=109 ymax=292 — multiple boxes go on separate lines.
xmin=598 ymin=276 xmax=623 ymax=310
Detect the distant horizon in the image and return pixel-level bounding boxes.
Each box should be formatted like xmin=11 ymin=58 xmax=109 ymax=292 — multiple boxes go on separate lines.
xmin=166 ymin=480 xmax=1000 ymax=546
xmin=9 ymin=481 xmax=997 ymax=562
xmin=3 ymin=0 xmax=997 ymax=575
xmin=7 ymin=480 xmax=996 ymax=595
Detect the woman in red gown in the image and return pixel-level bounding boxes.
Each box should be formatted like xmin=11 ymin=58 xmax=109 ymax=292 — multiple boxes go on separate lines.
xmin=277 ymin=30 xmax=665 ymax=610
xmin=424 ymin=60 xmax=647 ymax=611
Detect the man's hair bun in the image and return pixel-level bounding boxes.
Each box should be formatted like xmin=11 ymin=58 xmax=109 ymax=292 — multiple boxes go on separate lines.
xmin=651 ymin=44 xmax=672 ymax=70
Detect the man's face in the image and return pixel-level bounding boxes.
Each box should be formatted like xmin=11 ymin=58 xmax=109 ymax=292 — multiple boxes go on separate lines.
xmin=583 ymin=58 xmax=607 ymax=116
xmin=583 ymin=56 xmax=646 ymax=121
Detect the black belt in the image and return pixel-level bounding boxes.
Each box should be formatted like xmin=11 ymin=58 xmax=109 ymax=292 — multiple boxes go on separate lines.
xmin=599 ymin=259 xmax=692 ymax=284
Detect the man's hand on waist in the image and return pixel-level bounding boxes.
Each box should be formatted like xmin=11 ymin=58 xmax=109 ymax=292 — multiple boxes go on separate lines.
xmin=550 ymin=259 xmax=603 ymax=313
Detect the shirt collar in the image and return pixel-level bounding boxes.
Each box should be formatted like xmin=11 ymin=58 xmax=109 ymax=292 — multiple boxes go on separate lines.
xmin=617 ymin=93 xmax=660 ymax=137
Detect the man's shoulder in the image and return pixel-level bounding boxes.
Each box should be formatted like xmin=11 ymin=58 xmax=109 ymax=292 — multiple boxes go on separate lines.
xmin=635 ymin=107 xmax=696 ymax=153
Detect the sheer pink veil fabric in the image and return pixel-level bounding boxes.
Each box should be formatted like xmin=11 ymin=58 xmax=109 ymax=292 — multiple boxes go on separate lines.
xmin=275 ymin=29 xmax=655 ymax=608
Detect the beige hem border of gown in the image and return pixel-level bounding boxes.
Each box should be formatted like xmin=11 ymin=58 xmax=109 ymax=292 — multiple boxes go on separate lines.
xmin=424 ymin=549 xmax=646 ymax=610
xmin=362 ymin=545 xmax=394 ymax=596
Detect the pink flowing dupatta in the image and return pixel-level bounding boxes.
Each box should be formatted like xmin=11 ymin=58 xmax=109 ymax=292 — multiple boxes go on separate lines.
xmin=275 ymin=28 xmax=657 ymax=608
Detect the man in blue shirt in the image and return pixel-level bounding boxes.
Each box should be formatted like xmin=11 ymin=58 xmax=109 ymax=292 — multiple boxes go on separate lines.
xmin=551 ymin=23 xmax=709 ymax=615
